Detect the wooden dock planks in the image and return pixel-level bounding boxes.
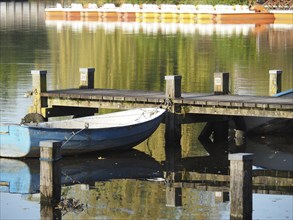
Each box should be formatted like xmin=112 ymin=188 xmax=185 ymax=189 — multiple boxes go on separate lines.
xmin=41 ymin=88 xmax=293 ymax=119
xmin=31 ymin=70 xmax=292 ymax=119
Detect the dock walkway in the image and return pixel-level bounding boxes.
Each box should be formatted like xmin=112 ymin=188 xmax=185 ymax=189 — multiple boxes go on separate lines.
xmin=41 ymin=88 xmax=293 ymax=119
xmin=30 ymin=69 xmax=293 ymax=120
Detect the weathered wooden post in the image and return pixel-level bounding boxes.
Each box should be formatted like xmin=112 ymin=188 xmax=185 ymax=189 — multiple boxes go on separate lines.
xmin=29 ymin=70 xmax=48 ymax=115
xmin=79 ymin=67 xmax=95 ymax=89
xmin=40 ymin=140 xmax=62 ymax=204
xmin=269 ymin=70 xmax=282 ymax=96
xmin=164 ymin=75 xmax=182 ymax=207
xmin=229 ymin=153 xmax=254 ymax=220
xmin=166 ymin=186 xmax=182 ymax=207
xmin=164 ymin=75 xmax=182 ymax=152
xmin=40 ymin=204 xmax=61 ymax=220
xmin=164 ymin=75 xmax=182 ymax=155
xmin=165 ymin=75 xmax=182 ymax=98
xmin=164 ymin=122 xmax=182 ymax=207
xmin=214 ymin=72 xmax=229 ymax=95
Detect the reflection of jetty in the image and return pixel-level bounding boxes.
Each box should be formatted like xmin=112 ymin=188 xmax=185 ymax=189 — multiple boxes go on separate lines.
xmin=1 ymin=151 xmax=292 ymax=195
xmin=45 ymin=3 xmax=293 ymax=24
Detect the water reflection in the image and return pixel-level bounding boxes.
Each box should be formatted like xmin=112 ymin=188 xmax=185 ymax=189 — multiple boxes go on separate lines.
xmin=1 ymin=1 xmax=292 ymax=219
xmin=45 ymin=19 xmax=293 ymax=37
xmin=0 ymin=150 xmax=163 ymax=194
xmin=1 ymin=136 xmax=292 ymax=219
xmin=238 ymin=135 xmax=293 ymax=171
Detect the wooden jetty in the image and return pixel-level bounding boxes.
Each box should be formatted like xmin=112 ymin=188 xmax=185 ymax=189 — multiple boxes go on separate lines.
xmin=29 ymin=68 xmax=293 ymax=120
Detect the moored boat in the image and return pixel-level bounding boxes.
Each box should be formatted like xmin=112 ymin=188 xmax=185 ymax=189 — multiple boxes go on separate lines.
xmin=141 ymin=4 xmax=160 ymax=19
xmin=117 ymin=3 xmax=140 ymax=21
xmin=177 ymin=4 xmax=197 ymax=20
xmin=196 ymin=5 xmax=214 ymax=20
xmin=270 ymin=10 xmax=293 ymax=23
xmin=160 ymin=4 xmax=178 ymax=20
xmin=45 ymin=3 xmax=66 ymax=19
xmin=64 ymin=3 xmax=83 ymax=20
xmin=44 ymin=3 xmax=292 ymax=24
xmin=0 ymin=108 xmax=165 ymax=158
xmin=213 ymin=4 xmax=275 ymax=23
xmin=81 ymin=3 xmax=101 ymax=21
xmin=99 ymin=3 xmax=118 ymax=19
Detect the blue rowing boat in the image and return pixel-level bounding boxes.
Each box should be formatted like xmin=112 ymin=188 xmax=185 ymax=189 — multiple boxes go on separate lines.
xmin=0 ymin=108 xmax=165 ymax=158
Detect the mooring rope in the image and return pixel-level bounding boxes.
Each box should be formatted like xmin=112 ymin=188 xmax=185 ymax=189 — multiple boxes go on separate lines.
xmin=59 ymin=106 xmax=167 ymax=147
xmin=61 ymin=122 xmax=89 ymax=148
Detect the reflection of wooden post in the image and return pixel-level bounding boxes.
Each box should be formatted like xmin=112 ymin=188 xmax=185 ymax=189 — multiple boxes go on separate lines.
xmin=164 ymin=75 xmax=183 ymax=207
xmin=164 ymin=75 xmax=182 ymax=172
xmin=213 ymin=120 xmax=229 ymax=143
xmin=269 ymin=70 xmax=282 ymax=96
xmin=30 ymin=70 xmax=48 ymax=115
xmin=40 ymin=140 xmax=62 ymax=204
xmin=229 ymin=153 xmax=253 ymax=220
xmin=214 ymin=72 xmax=229 ymax=95
xmin=41 ymin=204 xmax=61 ymax=220
xmin=79 ymin=67 xmax=95 ymax=89
xmin=166 ymin=186 xmax=182 ymax=207
xmin=165 ymin=75 xmax=182 ymax=98
xmin=215 ymin=191 xmax=229 ymax=203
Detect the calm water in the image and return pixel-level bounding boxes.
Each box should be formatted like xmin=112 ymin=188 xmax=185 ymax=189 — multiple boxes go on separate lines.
xmin=0 ymin=1 xmax=293 ymax=219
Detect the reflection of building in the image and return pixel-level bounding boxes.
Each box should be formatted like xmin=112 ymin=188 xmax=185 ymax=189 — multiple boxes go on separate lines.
xmin=0 ymin=1 xmax=46 ymax=28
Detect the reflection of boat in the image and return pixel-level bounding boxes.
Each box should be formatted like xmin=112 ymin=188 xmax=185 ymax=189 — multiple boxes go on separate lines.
xmin=0 ymin=150 xmax=163 ymax=194
xmin=0 ymin=108 xmax=165 ymax=158
xmin=243 ymin=89 xmax=293 ymax=134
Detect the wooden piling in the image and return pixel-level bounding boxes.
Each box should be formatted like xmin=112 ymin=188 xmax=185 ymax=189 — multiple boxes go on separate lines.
xmin=30 ymin=70 xmax=48 ymax=116
xmin=165 ymin=75 xmax=182 ymax=98
xmin=215 ymin=191 xmax=229 ymax=203
xmin=164 ymin=75 xmax=182 ymax=175
xmin=166 ymin=186 xmax=182 ymax=207
xmin=269 ymin=70 xmax=282 ymax=96
xmin=40 ymin=204 xmax=61 ymax=220
xmin=79 ymin=67 xmax=95 ymax=89
xmin=229 ymin=153 xmax=254 ymax=220
xmin=214 ymin=72 xmax=229 ymax=95
xmin=40 ymin=140 xmax=62 ymax=204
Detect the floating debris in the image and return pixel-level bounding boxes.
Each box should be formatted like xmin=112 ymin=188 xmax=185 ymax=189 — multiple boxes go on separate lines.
xmin=56 ymin=198 xmax=85 ymax=215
